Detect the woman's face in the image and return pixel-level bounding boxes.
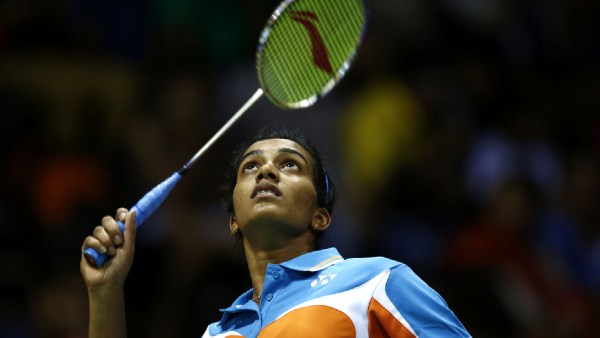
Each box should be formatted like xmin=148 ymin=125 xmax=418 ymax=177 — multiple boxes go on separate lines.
xmin=231 ymin=139 xmax=324 ymax=244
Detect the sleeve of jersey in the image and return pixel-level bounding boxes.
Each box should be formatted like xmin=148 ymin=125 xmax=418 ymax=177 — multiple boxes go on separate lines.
xmin=368 ymin=264 xmax=471 ymax=338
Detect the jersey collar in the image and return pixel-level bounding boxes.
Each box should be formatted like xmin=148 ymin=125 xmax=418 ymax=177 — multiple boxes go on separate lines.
xmin=219 ymin=248 xmax=344 ymax=316
xmin=279 ymin=247 xmax=344 ymax=272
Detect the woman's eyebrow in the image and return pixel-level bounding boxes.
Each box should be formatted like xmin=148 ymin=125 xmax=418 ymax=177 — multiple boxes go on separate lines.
xmin=278 ymin=148 xmax=308 ymax=165
xmin=240 ymin=149 xmax=263 ymax=164
xmin=239 ymin=147 xmax=309 ymax=166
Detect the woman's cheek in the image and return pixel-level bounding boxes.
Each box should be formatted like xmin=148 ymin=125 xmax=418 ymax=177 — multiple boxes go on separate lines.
xmin=232 ymin=186 xmax=246 ymax=214
xmin=292 ymin=182 xmax=318 ymax=208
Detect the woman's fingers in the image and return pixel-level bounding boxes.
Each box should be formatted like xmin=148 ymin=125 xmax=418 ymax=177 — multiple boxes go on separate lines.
xmin=103 ymin=214 xmax=123 ymax=246
xmin=81 ymin=208 xmax=132 ymax=261
xmin=115 ymin=208 xmax=128 ymax=222
xmin=82 ymin=235 xmax=108 ymax=255
xmin=93 ymin=224 xmax=116 ymax=256
xmin=123 ymin=210 xmax=137 ymax=254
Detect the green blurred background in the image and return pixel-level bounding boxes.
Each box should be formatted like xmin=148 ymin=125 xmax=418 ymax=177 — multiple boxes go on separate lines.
xmin=1 ymin=0 xmax=599 ymax=337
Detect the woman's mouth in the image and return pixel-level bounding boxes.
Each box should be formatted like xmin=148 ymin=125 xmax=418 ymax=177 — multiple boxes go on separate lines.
xmin=251 ymin=182 xmax=282 ymax=198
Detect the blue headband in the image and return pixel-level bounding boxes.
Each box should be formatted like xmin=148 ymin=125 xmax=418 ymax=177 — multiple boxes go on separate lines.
xmin=323 ymin=168 xmax=330 ymax=194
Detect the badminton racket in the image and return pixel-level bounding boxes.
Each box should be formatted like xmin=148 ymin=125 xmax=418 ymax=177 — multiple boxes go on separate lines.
xmin=84 ymin=0 xmax=369 ymax=267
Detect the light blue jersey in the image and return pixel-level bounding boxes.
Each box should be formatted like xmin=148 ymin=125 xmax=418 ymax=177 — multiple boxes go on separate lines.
xmin=203 ymin=248 xmax=470 ymax=337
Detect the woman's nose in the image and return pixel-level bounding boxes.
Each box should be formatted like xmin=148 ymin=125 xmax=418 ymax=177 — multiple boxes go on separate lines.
xmin=256 ymin=163 xmax=278 ymax=182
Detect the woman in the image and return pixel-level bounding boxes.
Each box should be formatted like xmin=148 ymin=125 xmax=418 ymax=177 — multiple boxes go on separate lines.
xmin=81 ymin=127 xmax=470 ymax=337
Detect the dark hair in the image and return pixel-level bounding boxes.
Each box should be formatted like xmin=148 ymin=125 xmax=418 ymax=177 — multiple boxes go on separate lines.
xmin=222 ymin=126 xmax=336 ymax=216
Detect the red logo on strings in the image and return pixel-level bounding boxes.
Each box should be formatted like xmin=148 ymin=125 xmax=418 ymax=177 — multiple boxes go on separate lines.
xmin=290 ymin=10 xmax=334 ymax=75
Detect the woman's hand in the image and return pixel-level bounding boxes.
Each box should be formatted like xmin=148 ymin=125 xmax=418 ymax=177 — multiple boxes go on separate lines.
xmin=80 ymin=208 xmax=137 ymax=293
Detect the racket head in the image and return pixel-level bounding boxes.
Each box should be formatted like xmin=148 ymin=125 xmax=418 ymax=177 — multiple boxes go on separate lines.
xmin=256 ymin=0 xmax=368 ymax=109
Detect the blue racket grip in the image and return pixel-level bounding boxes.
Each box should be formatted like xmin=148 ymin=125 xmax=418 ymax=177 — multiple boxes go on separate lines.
xmin=83 ymin=171 xmax=183 ymax=268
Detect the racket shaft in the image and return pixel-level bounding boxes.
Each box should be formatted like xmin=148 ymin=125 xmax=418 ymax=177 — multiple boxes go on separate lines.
xmin=84 ymin=89 xmax=263 ymax=268
xmin=83 ymin=172 xmax=182 ymax=267
xmin=186 ymin=88 xmax=263 ymax=168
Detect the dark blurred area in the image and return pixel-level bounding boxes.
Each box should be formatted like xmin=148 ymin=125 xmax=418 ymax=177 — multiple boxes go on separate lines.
xmin=1 ymin=0 xmax=599 ymax=337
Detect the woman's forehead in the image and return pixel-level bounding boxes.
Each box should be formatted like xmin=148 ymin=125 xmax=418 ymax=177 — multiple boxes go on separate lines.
xmin=244 ymin=138 xmax=310 ymax=157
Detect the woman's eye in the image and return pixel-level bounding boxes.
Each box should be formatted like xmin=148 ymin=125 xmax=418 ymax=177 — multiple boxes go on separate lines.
xmin=243 ymin=163 xmax=258 ymax=172
xmin=282 ymin=161 xmax=299 ymax=169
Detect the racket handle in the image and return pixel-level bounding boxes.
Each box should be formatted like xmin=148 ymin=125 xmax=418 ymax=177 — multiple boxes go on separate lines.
xmin=83 ymin=171 xmax=183 ymax=268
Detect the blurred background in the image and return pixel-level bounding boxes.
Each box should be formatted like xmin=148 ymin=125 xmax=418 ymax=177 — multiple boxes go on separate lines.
xmin=0 ymin=0 xmax=599 ymax=337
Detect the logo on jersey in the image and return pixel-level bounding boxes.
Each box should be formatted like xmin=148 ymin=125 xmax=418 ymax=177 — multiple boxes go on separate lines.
xmin=311 ymin=274 xmax=337 ymax=287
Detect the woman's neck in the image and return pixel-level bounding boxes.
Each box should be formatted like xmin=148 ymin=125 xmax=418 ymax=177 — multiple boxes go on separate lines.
xmin=242 ymin=233 xmax=315 ymax=303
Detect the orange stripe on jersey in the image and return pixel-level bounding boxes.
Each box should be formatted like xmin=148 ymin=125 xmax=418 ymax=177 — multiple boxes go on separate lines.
xmin=258 ymin=305 xmax=355 ymax=337
xmin=368 ymin=298 xmax=416 ymax=338
xmin=306 ymin=255 xmax=343 ymax=271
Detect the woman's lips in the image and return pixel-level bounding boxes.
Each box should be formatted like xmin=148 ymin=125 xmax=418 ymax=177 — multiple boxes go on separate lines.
xmin=251 ymin=182 xmax=282 ymax=198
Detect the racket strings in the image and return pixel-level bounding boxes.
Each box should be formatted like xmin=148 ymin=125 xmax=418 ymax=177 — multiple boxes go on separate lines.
xmin=258 ymin=0 xmax=366 ymax=108
xmin=264 ymin=12 xmax=315 ymax=105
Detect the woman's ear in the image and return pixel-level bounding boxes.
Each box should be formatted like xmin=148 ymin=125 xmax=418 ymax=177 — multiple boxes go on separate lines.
xmin=311 ymin=208 xmax=331 ymax=232
xmin=229 ymin=214 xmax=239 ymax=235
